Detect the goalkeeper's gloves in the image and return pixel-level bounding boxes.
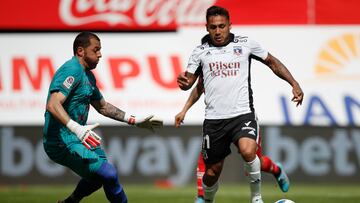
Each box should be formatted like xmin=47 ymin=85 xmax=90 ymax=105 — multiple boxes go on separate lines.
xmin=66 ymin=119 xmax=102 ymax=149
xmin=124 ymin=114 xmax=163 ymax=132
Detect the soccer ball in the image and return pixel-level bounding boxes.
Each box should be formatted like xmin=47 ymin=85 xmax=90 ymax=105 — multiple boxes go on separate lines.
xmin=274 ymin=199 xmax=295 ymax=203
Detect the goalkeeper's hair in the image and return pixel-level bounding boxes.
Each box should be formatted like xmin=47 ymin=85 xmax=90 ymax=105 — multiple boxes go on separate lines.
xmin=73 ymin=31 xmax=100 ymax=56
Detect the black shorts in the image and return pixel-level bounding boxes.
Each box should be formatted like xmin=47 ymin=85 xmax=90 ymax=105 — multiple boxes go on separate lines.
xmin=201 ymin=112 xmax=259 ymax=164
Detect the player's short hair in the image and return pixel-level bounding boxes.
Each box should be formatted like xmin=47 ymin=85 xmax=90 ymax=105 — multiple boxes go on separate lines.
xmin=73 ymin=31 xmax=100 ymax=55
xmin=206 ymin=5 xmax=230 ymax=22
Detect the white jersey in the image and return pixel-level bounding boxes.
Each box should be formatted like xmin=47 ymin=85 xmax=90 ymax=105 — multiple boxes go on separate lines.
xmin=186 ymin=34 xmax=268 ymax=119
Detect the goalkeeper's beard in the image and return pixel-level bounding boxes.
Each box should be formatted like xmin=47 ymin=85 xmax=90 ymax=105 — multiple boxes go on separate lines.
xmin=84 ymin=56 xmax=98 ymax=70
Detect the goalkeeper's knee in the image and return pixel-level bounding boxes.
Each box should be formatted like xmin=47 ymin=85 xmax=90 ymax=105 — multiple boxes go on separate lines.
xmin=96 ymin=162 xmax=118 ymax=184
xmin=96 ymin=162 xmax=127 ymax=203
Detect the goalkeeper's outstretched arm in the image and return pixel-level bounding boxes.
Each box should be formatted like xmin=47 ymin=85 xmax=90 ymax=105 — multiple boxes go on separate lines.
xmin=91 ymin=98 xmax=127 ymax=122
xmin=91 ymin=98 xmax=163 ymax=131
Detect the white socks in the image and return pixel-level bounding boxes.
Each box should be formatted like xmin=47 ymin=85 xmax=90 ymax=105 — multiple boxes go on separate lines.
xmin=202 ymin=156 xmax=262 ymax=203
xmin=244 ymin=156 xmax=262 ymax=201
xmin=202 ymin=181 xmax=218 ymax=203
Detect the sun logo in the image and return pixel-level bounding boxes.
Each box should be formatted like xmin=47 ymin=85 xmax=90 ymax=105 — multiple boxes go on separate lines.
xmin=315 ymin=33 xmax=360 ymax=79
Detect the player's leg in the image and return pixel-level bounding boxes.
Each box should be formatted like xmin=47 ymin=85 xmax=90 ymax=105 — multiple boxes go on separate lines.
xmin=202 ymin=160 xmax=224 ymax=203
xmin=260 ymin=156 xmax=279 ymax=174
xmin=48 ymin=143 xmax=127 ymax=203
xmin=60 ymin=161 xmax=127 ymax=203
xmin=201 ymin=118 xmax=231 ymax=203
xmin=272 ymin=160 xmax=290 ymax=192
xmin=238 ymin=137 xmax=263 ymax=203
xmin=87 ymin=147 xmax=127 ymax=203
xmin=46 ymin=143 xmax=105 ymax=203
xmin=232 ymin=113 xmax=263 ymax=203
xmin=257 ymin=133 xmax=278 ymax=174
xmin=257 ymin=131 xmax=290 ymax=192
xmin=95 ymin=161 xmax=127 ymax=203
xmin=58 ymin=178 xmax=102 ymax=203
xmin=260 ymin=155 xmax=290 ymax=192
xmin=195 ymin=152 xmax=205 ymax=203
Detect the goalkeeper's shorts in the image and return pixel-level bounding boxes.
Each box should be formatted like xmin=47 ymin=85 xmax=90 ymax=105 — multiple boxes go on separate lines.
xmin=44 ymin=141 xmax=107 ymax=178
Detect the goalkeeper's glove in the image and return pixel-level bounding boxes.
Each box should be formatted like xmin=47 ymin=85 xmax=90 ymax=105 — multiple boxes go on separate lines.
xmin=124 ymin=114 xmax=163 ymax=132
xmin=66 ymin=119 xmax=102 ymax=149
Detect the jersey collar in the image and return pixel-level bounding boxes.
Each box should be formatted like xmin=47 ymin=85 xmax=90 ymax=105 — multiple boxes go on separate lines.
xmin=201 ymin=33 xmax=235 ymax=47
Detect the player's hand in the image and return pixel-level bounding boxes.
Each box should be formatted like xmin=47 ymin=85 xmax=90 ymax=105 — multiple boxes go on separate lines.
xmin=175 ymin=111 xmax=186 ymax=128
xmin=126 ymin=114 xmax=163 ymax=132
xmin=66 ymin=120 xmax=102 ymax=149
xmin=291 ymin=83 xmax=304 ymax=107
xmin=177 ymin=72 xmax=189 ymax=90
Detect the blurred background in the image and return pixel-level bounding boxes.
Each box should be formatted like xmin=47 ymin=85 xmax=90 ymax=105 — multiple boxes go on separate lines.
xmin=0 ymin=0 xmax=359 ymax=195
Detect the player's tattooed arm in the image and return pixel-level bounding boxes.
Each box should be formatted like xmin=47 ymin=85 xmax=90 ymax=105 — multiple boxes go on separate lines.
xmin=263 ymin=53 xmax=295 ymax=84
xmin=263 ymin=53 xmax=304 ymax=106
xmin=92 ymin=98 xmax=163 ymax=130
xmin=91 ymin=99 xmax=126 ymax=121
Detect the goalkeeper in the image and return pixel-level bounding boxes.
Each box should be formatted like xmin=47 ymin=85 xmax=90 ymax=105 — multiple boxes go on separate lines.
xmin=43 ymin=32 xmax=163 ymax=203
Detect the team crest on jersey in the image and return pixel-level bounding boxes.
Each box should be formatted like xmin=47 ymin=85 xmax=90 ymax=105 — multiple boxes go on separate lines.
xmin=63 ymin=76 xmax=75 ymax=89
xmin=233 ymin=46 xmax=242 ymax=55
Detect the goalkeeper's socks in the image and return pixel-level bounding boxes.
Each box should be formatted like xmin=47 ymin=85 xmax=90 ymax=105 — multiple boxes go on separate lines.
xmin=202 ymin=181 xmax=218 ymax=203
xmin=96 ymin=161 xmax=128 ymax=203
xmin=244 ymin=156 xmax=262 ymax=198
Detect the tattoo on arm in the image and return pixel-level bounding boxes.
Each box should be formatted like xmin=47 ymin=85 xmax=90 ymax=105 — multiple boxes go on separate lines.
xmin=99 ymin=102 xmax=126 ymax=122
xmin=265 ymin=53 xmax=298 ymax=87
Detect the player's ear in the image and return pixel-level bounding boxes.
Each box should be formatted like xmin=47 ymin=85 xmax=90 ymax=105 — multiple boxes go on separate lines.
xmin=76 ymin=47 xmax=85 ymax=57
xmin=206 ymin=23 xmax=209 ymax=32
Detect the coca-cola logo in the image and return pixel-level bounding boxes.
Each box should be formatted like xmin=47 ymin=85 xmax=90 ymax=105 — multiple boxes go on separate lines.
xmin=59 ymin=0 xmax=216 ymax=27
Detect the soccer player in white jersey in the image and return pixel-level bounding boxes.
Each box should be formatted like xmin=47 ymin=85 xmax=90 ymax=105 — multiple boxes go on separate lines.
xmin=175 ymin=76 xmax=291 ymax=203
xmin=177 ymin=6 xmax=304 ymax=203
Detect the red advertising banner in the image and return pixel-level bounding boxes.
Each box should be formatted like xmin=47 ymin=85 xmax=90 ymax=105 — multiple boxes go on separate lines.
xmin=315 ymin=0 xmax=360 ymax=24
xmin=0 ymin=0 xmax=193 ymax=31
xmin=1 ymin=0 xmax=360 ymax=31
xmin=216 ymin=0 xmax=308 ymax=25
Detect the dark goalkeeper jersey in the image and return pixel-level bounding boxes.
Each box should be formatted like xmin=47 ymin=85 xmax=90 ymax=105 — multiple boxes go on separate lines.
xmin=43 ymin=56 xmax=103 ymax=145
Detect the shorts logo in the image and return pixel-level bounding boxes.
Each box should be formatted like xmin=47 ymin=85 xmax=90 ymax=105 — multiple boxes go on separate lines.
xmin=63 ymin=76 xmax=75 ymax=89
xmin=242 ymin=121 xmax=256 ymax=136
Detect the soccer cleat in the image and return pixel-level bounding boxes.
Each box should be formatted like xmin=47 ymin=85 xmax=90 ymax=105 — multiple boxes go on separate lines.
xmin=195 ymin=196 xmax=205 ymax=203
xmin=251 ymin=195 xmax=264 ymax=203
xmin=275 ymin=162 xmax=290 ymax=193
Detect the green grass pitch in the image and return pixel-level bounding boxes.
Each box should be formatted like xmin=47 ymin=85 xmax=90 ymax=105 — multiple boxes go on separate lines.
xmin=0 ymin=183 xmax=359 ymax=203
